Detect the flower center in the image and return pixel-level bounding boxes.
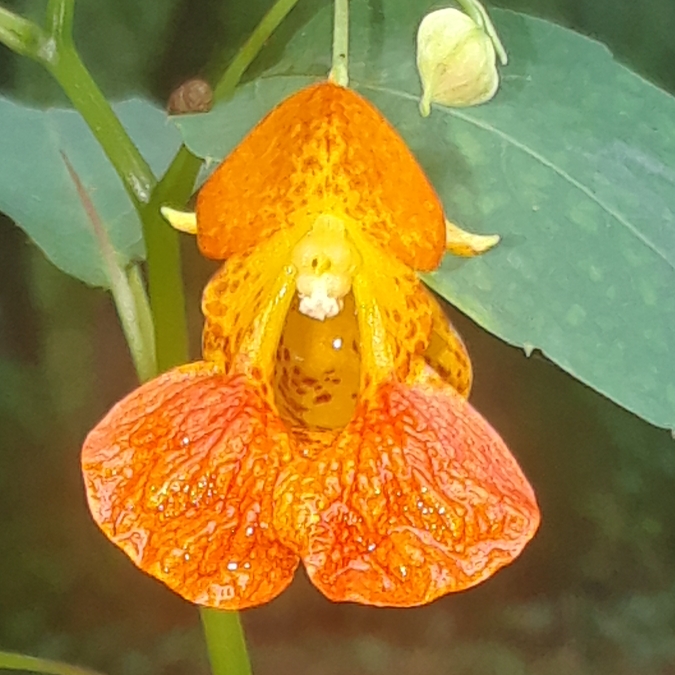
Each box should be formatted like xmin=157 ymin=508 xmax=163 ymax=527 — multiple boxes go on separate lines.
xmin=291 ymin=214 xmax=360 ymax=321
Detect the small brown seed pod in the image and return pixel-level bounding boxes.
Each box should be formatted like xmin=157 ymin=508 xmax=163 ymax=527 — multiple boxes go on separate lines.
xmin=167 ymin=78 xmax=214 ymax=115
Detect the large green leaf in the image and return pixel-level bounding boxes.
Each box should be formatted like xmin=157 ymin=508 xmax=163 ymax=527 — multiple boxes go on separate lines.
xmin=0 ymin=97 xmax=180 ymax=287
xmin=174 ymin=3 xmax=675 ymax=430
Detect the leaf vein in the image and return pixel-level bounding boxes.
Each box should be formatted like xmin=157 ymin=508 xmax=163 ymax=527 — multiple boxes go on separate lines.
xmin=359 ymin=83 xmax=674 ymax=273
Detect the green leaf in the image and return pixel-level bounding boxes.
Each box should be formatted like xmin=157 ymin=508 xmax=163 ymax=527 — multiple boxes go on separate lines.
xmin=0 ymin=97 xmax=180 ymax=287
xmin=174 ymin=3 xmax=675 ymax=430
xmin=0 ymin=649 xmax=105 ymax=675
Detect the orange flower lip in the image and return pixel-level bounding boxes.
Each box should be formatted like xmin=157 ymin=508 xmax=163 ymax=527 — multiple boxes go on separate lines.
xmin=82 ymin=82 xmax=540 ymax=609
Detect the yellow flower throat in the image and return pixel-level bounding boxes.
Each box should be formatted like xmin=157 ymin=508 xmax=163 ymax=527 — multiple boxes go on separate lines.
xmin=278 ymin=214 xmax=362 ymax=431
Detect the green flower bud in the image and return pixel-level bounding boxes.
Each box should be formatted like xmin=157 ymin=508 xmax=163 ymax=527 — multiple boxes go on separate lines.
xmin=417 ymin=7 xmax=500 ymax=116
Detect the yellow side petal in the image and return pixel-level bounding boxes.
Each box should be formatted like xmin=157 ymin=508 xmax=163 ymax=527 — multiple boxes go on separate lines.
xmin=350 ymin=230 xmax=435 ymax=385
xmin=202 ymin=226 xmax=304 ymax=378
xmin=424 ymin=298 xmax=473 ymax=398
xmin=352 ymin=243 xmax=472 ymax=397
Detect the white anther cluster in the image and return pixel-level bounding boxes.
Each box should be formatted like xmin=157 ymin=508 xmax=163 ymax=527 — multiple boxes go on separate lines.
xmin=292 ymin=215 xmax=359 ymax=321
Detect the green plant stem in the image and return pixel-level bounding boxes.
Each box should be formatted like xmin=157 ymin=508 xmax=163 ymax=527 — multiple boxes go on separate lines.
xmin=0 ymin=0 xmax=156 ymax=211
xmin=47 ymin=48 xmax=156 ymax=209
xmin=213 ymin=0 xmax=301 ymax=101
xmin=0 ymin=6 xmax=46 ymax=57
xmin=455 ymin=0 xmax=507 ymax=64
xmin=330 ymin=0 xmax=349 ymax=86
xmin=141 ymin=144 xmax=202 ymax=373
xmin=53 ymin=61 xmax=191 ymax=374
xmin=61 ymin=151 xmax=158 ymax=381
xmin=46 ymin=0 xmax=73 ymax=44
xmin=104 ymin=260 xmax=157 ymax=383
xmin=201 ymin=609 xmax=252 ymax=675
xmin=127 ymin=263 xmax=157 ymax=378
xmin=2 ymin=2 xmax=301 ymax=673
xmin=43 ymin=0 xmax=195 ymax=374
xmin=0 ymin=650 xmax=105 ymax=675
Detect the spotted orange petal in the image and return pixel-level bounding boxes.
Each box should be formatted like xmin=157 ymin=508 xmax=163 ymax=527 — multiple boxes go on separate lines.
xmin=425 ymin=294 xmax=473 ymax=398
xmin=273 ymin=367 xmax=539 ymax=607
xmin=202 ymin=227 xmax=301 ymax=374
xmin=196 ymin=82 xmax=445 ymax=270
xmin=82 ymin=362 xmax=298 ymax=609
xmin=350 ymin=230 xmax=472 ymax=394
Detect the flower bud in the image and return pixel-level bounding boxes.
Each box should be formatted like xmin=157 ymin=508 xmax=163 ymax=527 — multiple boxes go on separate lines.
xmin=417 ymin=7 xmax=499 ymax=116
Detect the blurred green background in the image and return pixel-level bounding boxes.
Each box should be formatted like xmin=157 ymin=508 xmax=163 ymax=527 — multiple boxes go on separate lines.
xmin=1 ymin=1 xmax=675 ymax=674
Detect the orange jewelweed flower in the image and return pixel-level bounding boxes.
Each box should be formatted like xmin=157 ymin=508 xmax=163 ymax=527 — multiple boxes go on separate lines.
xmin=82 ymin=82 xmax=539 ymax=609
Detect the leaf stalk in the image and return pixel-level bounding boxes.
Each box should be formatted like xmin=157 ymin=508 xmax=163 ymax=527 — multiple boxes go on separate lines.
xmin=213 ymin=0 xmax=301 ymax=101
xmin=0 ymin=5 xmax=47 ymax=59
xmin=455 ymin=0 xmax=507 ymax=64
xmin=330 ymin=0 xmax=349 ymax=86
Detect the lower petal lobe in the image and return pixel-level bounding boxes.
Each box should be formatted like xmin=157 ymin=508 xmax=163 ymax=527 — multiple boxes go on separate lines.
xmin=274 ymin=369 xmax=539 ymax=607
xmin=82 ymin=362 xmax=298 ymax=609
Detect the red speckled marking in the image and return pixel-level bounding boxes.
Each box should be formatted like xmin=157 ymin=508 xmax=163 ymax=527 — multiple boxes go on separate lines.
xmin=82 ymin=362 xmax=299 ymax=609
xmin=273 ymin=371 xmax=539 ymax=607
xmin=425 ymin=292 xmax=473 ymax=397
xmin=196 ymin=82 xmax=445 ymax=270
xmin=82 ymin=81 xmax=539 ymax=611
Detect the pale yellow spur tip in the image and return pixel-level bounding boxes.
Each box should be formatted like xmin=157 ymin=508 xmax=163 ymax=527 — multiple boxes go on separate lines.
xmin=445 ymin=218 xmax=500 ymax=257
xmin=160 ymin=206 xmax=197 ymax=235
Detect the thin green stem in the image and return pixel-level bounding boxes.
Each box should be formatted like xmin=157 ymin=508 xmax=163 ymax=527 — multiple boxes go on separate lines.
xmin=0 ymin=650 xmax=105 ymax=675
xmin=329 ymin=0 xmax=349 ymax=86
xmin=127 ymin=263 xmax=158 ymax=381
xmin=109 ymin=262 xmax=156 ymax=383
xmin=49 ymin=45 xmax=191 ymax=376
xmin=16 ymin=0 xmax=158 ymax=211
xmin=61 ymin=151 xmax=157 ymax=382
xmin=42 ymin=0 xmax=196 ymax=373
xmin=455 ymin=0 xmax=507 ymax=64
xmin=51 ymin=51 xmax=198 ymax=374
xmin=45 ymin=0 xmax=74 ymax=45
xmin=200 ymin=609 xmax=252 ymax=675
xmin=454 ymin=0 xmax=482 ymax=28
xmin=0 ymin=6 xmax=47 ymax=58
xmin=47 ymin=47 xmax=156 ymax=209
xmin=0 ymin=0 xmax=190 ymax=376
xmin=141 ymin=144 xmax=202 ymax=373
xmin=213 ymin=0 xmax=301 ymax=101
